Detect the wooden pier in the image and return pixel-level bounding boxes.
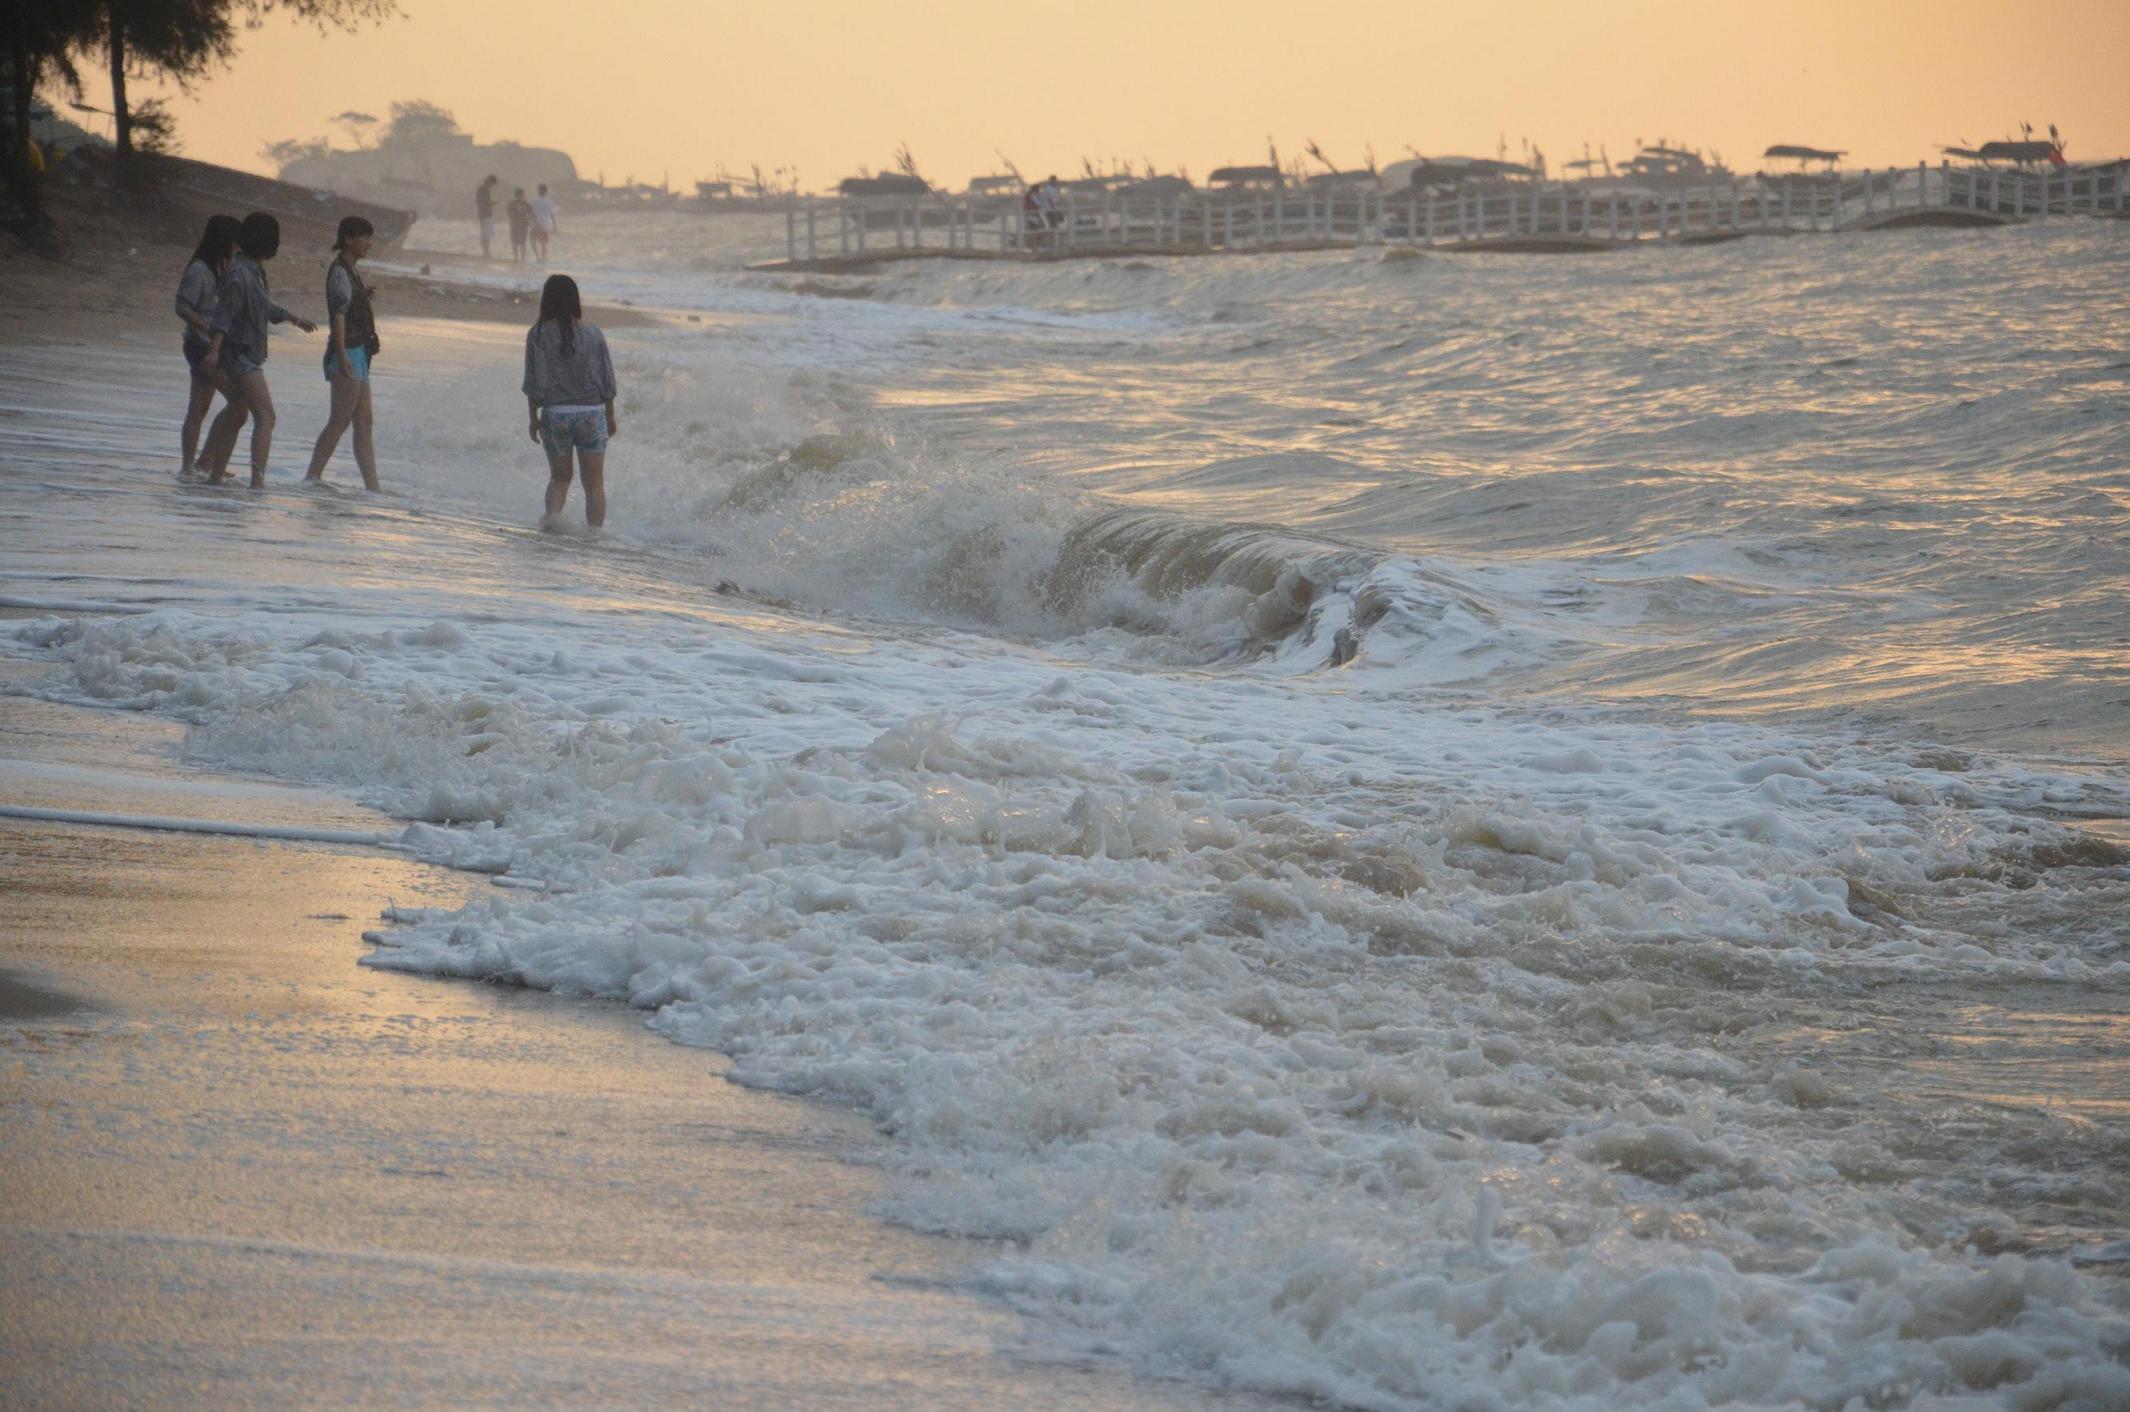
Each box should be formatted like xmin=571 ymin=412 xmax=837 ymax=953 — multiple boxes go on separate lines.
xmin=765 ymin=161 xmax=2127 ymax=270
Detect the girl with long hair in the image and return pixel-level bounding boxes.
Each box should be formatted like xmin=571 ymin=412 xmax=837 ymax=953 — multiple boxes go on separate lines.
xmin=303 ymin=216 xmax=383 ymax=491
xmin=200 ymin=213 xmax=317 ymax=489
xmin=521 ymin=274 xmax=619 ymax=529
xmin=175 ymin=214 xmax=245 ymax=480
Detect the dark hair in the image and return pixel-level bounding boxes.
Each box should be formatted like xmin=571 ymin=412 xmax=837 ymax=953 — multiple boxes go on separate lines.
xmin=537 ymin=183 xmax=548 ymax=195
xmin=190 ymin=214 xmax=241 ymax=271
xmin=332 ymin=215 xmax=374 ymax=251
xmin=237 ymin=212 xmax=280 ymax=261
xmin=536 ymin=274 xmax=583 ymax=355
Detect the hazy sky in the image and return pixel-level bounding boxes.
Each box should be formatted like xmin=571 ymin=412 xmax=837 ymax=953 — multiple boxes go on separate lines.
xmin=84 ymin=0 xmax=2130 ymax=189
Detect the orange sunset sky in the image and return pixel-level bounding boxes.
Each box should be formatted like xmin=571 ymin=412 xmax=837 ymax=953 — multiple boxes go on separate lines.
xmin=73 ymin=0 xmax=2130 ymax=191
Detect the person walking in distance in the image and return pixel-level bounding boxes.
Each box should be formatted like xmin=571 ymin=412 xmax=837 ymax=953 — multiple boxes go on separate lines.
xmin=507 ymin=187 xmax=532 ymax=265
xmin=529 ymin=183 xmax=559 ymax=263
xmin=198 ymin=213 xmax=317 ymax=489
xmin=303 ymin=216 xmax=385 ymax=492
xmin=475 ymin=174 xmax=500 ymax=259
xmin=522 ymin=274 xmax=618 ymax=531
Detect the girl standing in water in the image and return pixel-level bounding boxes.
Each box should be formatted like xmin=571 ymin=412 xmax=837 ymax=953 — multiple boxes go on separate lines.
xmin=200 ymin=213 xmax=316 ymax=489
xmin=174 ymin=214 xmax=246 ymax=481
xmin=303 ymin=216 xmax=383 ymax=491
xmin=522 ymin=274 xmax=618 ymax=530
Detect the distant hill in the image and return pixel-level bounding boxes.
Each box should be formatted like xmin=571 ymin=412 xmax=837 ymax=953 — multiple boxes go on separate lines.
xmin=269 ymin=101 xmax=582 ymax=218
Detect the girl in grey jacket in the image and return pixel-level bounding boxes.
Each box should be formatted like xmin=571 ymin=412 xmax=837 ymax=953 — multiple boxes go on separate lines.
xmin=200 ymin=213 xmax=316 ymax=488
xmin=522 ymin=274 xmax=619 ymax=530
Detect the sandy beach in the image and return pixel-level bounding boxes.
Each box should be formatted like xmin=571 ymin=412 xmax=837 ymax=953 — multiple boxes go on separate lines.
xmin=0 ymin=688 xmax=1258 ymax=1408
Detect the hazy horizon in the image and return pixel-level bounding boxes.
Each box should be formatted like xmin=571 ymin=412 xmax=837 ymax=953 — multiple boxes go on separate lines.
xmin=60 ymin=0 xmax=2130 ymax=193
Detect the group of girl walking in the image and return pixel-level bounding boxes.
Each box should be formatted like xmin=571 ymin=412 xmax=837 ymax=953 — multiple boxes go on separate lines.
xmin=174 ymin=212 xmax=619 ymax=528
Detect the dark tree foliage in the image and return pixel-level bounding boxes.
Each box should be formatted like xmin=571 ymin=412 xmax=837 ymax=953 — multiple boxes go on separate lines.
xmin=89 ymin=1 xmax=237 ymax=157
xmin=4 ymin=0 xmax=96 ymax=153
xmin=2 ymin=0 xmax=97 ymax=238
xmin=82 ymin=0 xmax=397 ymax=159
xmin=382 ymin=98 xmax=460 ymax=146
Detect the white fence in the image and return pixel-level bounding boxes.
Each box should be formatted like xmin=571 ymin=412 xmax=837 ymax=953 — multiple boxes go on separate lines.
xmin=782 ymin=161 xmax=2126 ymax=263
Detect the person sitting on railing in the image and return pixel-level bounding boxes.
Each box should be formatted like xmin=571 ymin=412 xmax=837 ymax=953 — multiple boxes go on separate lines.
xmin=1022 ymin=182 xmax=1046 ymax=251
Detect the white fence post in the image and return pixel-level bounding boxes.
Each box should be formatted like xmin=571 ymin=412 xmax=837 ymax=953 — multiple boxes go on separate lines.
xmin=786 ymin=209 xmax=797 ymax=262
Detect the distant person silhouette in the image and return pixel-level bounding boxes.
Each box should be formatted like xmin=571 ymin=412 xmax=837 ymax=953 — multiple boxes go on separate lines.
xmin=475 ymin=174 xmax=500 ymax=259
xmin=507 ymin=187 xmax=532 ymax=265
xmin=529 ymin=184 xmax=559 ymax=263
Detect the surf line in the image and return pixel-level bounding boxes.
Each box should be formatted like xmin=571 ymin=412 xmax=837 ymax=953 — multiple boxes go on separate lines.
xmin=0 ymin=803 xmax=405 ymax=850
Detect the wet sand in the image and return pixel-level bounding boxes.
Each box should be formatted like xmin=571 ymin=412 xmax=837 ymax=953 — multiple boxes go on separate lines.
xmin=0 ymin=684 xmax=1266 ymax=1409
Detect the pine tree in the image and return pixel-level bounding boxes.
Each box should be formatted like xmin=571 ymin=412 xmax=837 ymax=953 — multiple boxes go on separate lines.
xmin=82 ymin=0 xmax=395 ymax=160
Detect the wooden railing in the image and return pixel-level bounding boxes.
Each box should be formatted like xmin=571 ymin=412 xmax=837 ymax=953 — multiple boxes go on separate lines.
xmin=781 ymin=161 xmax=2128 ymax=263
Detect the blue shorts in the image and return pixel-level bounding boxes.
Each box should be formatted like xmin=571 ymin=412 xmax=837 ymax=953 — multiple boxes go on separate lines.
xmin=324 ymin=345 xmax=372 ymax=383
xmin=184 ymin=338 xmax=210 ymax=376
xmin=228 ymin=347 xmax=266 ymax=377
xmin=540 ymin=406 xmax=609 ymax=459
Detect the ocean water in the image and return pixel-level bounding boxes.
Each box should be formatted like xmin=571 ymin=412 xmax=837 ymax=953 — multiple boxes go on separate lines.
xmin=5 ymin=214 xmax=2129 ymax=1408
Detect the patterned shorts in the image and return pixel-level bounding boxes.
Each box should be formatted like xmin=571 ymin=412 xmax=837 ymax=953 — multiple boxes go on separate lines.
xmin=540 ymin=406 xmax=609 ymax=459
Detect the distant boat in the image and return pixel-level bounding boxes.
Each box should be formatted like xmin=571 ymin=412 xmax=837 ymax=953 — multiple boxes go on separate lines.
xmin=1941 ymin=139 xmax=2063 ymax=166
xmin=1114 ymin=175 xmax=1196 ymax=205
xmin=1207 ymin=165 xmax=1285 ymax=194
xmin=1608 ymin=145 xmax=1733 ymax=187
xmin=961 ymin=174 xmax=1024 ymax=203
xmin=1379 ymin=156 xmax=1540 ymax=194
xmin=836 ymin=174 xmax=931 ymax=199
xmin=146 ymin=152 xmax=416 ymax=253
xmin=1763 ymin=144 xmax=1846 ymax=168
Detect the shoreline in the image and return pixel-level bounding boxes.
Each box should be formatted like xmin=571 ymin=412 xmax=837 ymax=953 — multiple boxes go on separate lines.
xmin=0 ymin=664 xmax=1268 ymax=1410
